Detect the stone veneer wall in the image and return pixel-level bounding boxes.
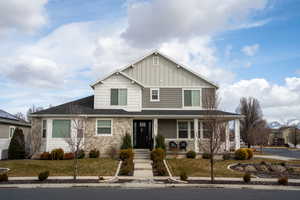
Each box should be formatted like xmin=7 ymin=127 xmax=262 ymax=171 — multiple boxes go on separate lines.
xmin=84 ymin=117 xmax=132 ymax=156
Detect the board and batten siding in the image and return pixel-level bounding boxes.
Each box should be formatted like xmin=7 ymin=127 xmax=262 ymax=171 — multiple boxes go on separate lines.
xmin=94 ymin=74 xmax=142 ymax=111
xmin=142 ymin=88 xmax=182 ymax=108
xmin=122 ymin=54 xmax=214 ymax=87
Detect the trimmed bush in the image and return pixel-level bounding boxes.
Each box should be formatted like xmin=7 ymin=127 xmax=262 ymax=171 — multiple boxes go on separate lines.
xmin=180 ymin=169 xmax=188 ymax=181
xmin=50 ymin=148 xmax=64 ymax=160
xmin=0 ymin=173 xmax=8 ymax=182
xmin=77 ymin=149 xmax=85 ymax=159
xmin=8 ymin=128 xmax=25 ymax=159
xmin=121 ymin=133 xmax=132 ymax=149
xmin=64 ymin=152 xmax=75 ymax=160
xmin=38 ymin=171 xmax=49 ymax=181
xmin=246 ymin=148 xmax=253 ymax=159
xmin=186 ymin=150 xmax=196 ymax=159
xmin=40 ymin=152 xmax=51 ymax=160
xmin=153 ymin=160 xmax=168 ymax=176
xmin=235 ymin=148 xmax=248 ymax=160
xmin=151 ymin=148 xmax=165 ymax=161
xmin=243 ymin=173 xmax=251 ymax=183
xmin=89 ymin=149 xmax=100 ymax=158
xmin=278 ymin=176 xmax=288 ymax=185
xmin=155 ymin=135 xmax=166 ymax=150
xmin=202 ymin=152 xmax=211 ymax=159
xmin=119 ymin=149 xmax=134 ymax=161
xmin=223 ymin=153 xmax=231 ymax=160
xmin=119 ymin=159 xmax=134 ymax=176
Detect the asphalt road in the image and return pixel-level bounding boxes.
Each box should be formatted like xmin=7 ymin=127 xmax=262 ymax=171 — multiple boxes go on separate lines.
xmin=262 ymin=148 xmax=300 ymax=159
xmin=0 ymin=188 xmax=299 ymax=200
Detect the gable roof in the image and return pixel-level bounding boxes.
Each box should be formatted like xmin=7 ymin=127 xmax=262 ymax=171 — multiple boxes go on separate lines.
xmin=0 ymin=109 xmax=31 ymax=127
xmin=91 ymin=50 xmax=219 ymax=89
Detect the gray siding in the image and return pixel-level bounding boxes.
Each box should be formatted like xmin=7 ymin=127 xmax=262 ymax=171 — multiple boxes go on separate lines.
xmin=142 ymin=88 xmax=182 ymax=108
xmin=158 ymin=119 xmax=177 ymax=138
xmin=0 ymin=124 xmax=9 ymax=138
xmin=122 ymin=54 xmax=215 ymax=87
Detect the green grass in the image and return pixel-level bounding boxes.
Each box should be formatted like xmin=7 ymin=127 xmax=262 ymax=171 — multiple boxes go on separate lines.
xmin=0 ymin=158 xmax=118 ymax=177
xmin=167 ymin=158 xmax=300 ymax=178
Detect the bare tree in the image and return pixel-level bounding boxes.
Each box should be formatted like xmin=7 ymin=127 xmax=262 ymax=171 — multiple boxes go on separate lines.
xmin=200 ymin=91 xmax=226 ymax=183
xmin=26 ymin=105 xmax=43 ymax=122
xmin=14 ymin=112 xmax=26 ymax=121
xmin=236 ymin=97 xmax=264 ymax=147
xmin=248 ymin=120 xmax=270 ymax=152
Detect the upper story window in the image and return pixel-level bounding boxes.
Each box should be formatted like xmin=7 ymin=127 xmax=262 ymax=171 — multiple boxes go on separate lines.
xmin=52 ymin=120 xmax=71 ymax=138
xmin=150 ymin=88 xmax=160 ymax=101
xmin=96 ymin=119 xmax=112 ymax=136
xmin=42 ymin=120 xmax=47 ymax=138
xmin=111 ymin=88 xmax=127 ymax=106
xmin=183 ymin=90 xmax=201 ymax=107
xmin=153 ymin=56 xmax=159 ymax=65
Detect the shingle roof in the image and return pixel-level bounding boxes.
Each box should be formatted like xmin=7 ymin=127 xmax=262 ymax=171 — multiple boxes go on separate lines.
xmin=32 ymin=95 xmax=240 ymax=117
xmin=0 ymin=109 xmax=31 ymax=127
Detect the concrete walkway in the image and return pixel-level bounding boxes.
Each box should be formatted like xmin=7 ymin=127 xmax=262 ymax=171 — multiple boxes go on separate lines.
xmin=133 ymin=149 xmax=153 ymax=179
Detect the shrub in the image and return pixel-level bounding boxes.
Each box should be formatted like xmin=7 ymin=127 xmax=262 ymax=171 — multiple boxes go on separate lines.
xmin=246 ymin=148 xmax=253 ymax=159
xmin=202 ymin=152 xmax=211 ymax=159
xmin=89 ymin=148 xmax=100 ymax=158
xmin=235 ymin=148 xmax=248 ymax=160
xmin=119 ymin=158 xmax=134 ymax=176
xmin=155 ymin=135 xmax=166 ymax=150
xmin=77 ymin=149 xmax=85 ymax=159
xmin=180 ymin=169 xmax=188 ymax=181
xmin=153 ymin=160 xmax=168 ymax=176
xmin=223 ymin=153 xmax=231 ymax=160
xmin=278 ymin=176 xmax=288 ymax=185
xmin=119 ymin=149 xmax=134 ymax=161
xmin=8 ymin=128 xmax=25 ymax=159
xmin=64 ymin=152 xmax=75 ymax=160
xmin=40 ymin=152 xmax=51 ymax=160
xmin=186 ymin=150 xmax=196 ymax=159
xmin=0 ymin=173 xmax=8 ymax=182
xmin=243 ymin=173 xmax=251 ymax=183
xmin=107 ymin=146 xmax=118 ymax=159
xmin=151 ymin=148 xmax=165 ymax=161
xmin=38 ymin=171 xmax=49 ymax=181
xmin=50 ymin=148 xmax=64 ymax=160
xmin=121 ymin=133 xmax=132 ymax=149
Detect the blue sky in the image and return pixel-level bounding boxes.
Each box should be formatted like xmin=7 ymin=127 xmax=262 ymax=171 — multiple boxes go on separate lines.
xmin=0 ymin=0 xmax=299 ymax=122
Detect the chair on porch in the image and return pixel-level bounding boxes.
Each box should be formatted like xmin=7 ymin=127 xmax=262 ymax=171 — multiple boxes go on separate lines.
xmin=179 ymin=141 xmax=187 ymax=151
xmin=168 ymin=141 xmax=178 ymax=150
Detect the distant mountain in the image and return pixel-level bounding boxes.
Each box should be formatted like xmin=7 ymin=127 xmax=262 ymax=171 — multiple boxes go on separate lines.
xmin=268 ymin=119 xmax=300 ymax=129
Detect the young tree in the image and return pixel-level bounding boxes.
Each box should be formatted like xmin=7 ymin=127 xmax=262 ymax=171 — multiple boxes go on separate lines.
xmin=8 ymin=128 xmax=25 ymax=159
xmin=26 ymin=105 xmax=43 ymax=122
xmin=248 ymin=120 xmax=270 ymax=152
xmin=236 ymin=97 xmax=264 ymax=147
xmin=200 ymin=91 xmax=226 ymax=183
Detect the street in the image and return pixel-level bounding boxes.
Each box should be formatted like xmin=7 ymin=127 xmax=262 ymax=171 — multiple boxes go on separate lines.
xmin=262 ymin=148 xmax=300 ymax=159
xmin=0 ymin=188 xmax=299 ymax=200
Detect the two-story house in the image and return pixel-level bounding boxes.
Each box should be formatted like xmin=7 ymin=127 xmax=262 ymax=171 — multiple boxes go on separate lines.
xmin=31 ymin=50 xmax=242 ymax=155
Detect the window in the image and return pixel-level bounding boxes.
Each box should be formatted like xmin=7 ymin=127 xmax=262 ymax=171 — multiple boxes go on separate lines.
xmin=203 ymin=122 xmax=212 ymax=139
xmin=184 ymin=90 xmax=200 ymax=107
xmin=190 ymin=122 xmax=194 ymax=138
xmin=153 ymin=56 xmax=159 ymax=65
xmin=150 ymin=88 xmax=160 ymax=101
xmin=178 ymin=121 xmax=188 ymax=138
xmin=42 ymin=120 xmax=47 ymax=138
xmin=9 ymin=126 xmax=15 ymax=138
xmin=52 ymin=120 xmax=71 ymax=138
xmin=96 ymin=120 xmax=112 ymax=136
xmin=111 ymin=89 xmax=127 ymax=106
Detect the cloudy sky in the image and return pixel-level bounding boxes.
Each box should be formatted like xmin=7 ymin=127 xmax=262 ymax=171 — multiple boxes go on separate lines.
xmin=0 ymin=0 xmax=299 ymax=122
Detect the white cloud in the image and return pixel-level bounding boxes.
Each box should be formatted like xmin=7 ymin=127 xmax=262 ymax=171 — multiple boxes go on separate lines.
xmin=0 ymin=0 xmax=48 ymax=36
xmin=122 ymin=0 xmax=268 ymax=47
xmin=241 ymin=44 xmax=260 ymax=56
xmin=219 ymin=77 xmax=300 ymax=121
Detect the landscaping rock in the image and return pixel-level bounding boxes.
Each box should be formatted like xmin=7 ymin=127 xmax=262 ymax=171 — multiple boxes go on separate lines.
xmin=269 ymin=165 xmax=286 ymax=173
xmin=31 ymin=153 xmax=41 ymax=160
xmin=244 ymin=165 xmax=257 ymax=172
xmin=235 ymin=166 xmax=244 ymax=171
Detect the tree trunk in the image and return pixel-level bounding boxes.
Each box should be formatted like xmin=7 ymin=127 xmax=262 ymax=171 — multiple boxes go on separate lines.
xmin=73 ymin=151 xmax=78 ymax=180
xmin=210 ymin=154 xmax=214 ymax=184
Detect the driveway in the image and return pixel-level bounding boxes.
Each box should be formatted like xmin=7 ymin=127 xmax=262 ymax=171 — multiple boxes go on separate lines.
xmin=261 ymin=148 xmax=300 ymax=159
xmin=0 ymin=188 xmax=299 ymax=200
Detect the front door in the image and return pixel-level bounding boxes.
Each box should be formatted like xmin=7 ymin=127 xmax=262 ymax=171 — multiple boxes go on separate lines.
xmin=133 ymin=120 xmax=152 ymax=149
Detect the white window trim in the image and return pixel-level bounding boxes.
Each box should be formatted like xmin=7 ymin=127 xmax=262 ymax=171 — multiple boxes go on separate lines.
xmin=95 ymin=118 xmax=113 ymax=136
xmin=9 ymin=126 xmax=16 ymax=139
xmin=150 ymin=88 xmax=160 ymax=102
xmin=153 ymin=56 xmax=159 ymax=65
xmin=182 ymin=88 xmax=202 ymax=109
xmin=176 ymin=120 xmax=194 ymax=139
xmin=42 ymin=119 xmax=47 ymax=138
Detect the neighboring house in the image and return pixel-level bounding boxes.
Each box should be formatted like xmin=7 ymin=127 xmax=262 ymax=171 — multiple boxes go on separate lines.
xmin=269 ymin=127 xmax=300 ymax=148
xmin=31 ymin=50 xmax=242 ymax=155
xmin=0 ymin=109 xmax=31 ymax=159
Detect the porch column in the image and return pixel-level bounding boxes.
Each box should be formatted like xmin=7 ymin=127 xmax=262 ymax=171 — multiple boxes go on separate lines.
xmin=194 ymin=119 xmax=199 ymax=152
xmin=153 ymin=118 xmax=158 ymax=148
xmin=234 ymin=119 xmax=240 ymax=150
xmin=225 ymin=122 xmax=230 ymax=151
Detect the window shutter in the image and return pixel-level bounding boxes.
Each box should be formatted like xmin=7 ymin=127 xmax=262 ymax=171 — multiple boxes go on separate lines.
xmin=111 ymin=89 xmax=118 ymax=105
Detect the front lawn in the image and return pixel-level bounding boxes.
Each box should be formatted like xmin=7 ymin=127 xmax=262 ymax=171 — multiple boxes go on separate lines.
xmin=167 ymin=158 xmax=300 ymax=178
xmin=0 ymin=158 xmax=118 ymax=177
